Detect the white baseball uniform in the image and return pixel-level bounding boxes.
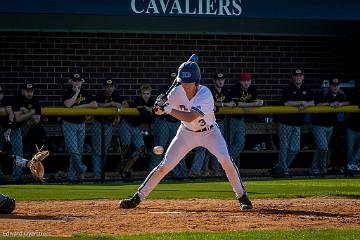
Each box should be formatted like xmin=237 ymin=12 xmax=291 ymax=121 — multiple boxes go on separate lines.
xmin=137 ymin=85 xmax=247 ymax=200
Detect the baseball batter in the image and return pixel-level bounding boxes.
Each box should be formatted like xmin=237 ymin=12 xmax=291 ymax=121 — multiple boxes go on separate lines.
xmin=119 ymin=61 xmax=253 ymax=210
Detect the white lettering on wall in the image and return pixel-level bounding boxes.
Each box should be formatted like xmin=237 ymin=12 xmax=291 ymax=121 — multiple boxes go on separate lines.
xmin=131 ymin=0 xmax=144 ymax=13
xmin=198 ymin=0 xmax=204 ymax=14
xmin=159 ymin=0 xmax=171 ymax=13
xmin=131 ymin=0 xmax=243 ymax=16
xmin=146 ymin=0 xmax=160 ymax=13
xmin=218 ymin=0 xmax=231 ymax=16
xmin=185 ymin=0 xmax=196 ymax=14
xmin=206 ymin=0 xmax=217 ymax=15
xmin=232 ymin=0 xmax=242 ymax=16
xmin=170 ymin=0 xmax=183 ymax=14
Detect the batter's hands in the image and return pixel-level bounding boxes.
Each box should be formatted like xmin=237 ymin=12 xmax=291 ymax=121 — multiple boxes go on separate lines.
xmin=153 ymin=105 xmax=166 ymax=115
xmin=153 ymin=98 xmax=167 ymax=115
xmin=156 ymin=93 xmax=168 ymax=102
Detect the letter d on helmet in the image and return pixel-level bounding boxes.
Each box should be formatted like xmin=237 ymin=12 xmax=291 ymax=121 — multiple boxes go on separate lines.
xmin=176 ymin=62 xmax=201 ymax=84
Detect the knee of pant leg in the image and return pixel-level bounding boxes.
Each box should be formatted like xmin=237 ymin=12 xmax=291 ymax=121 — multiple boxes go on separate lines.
xmin=217 ymin=151 xmax=230 ymax=163
xmin=218 ymin=158 xmax=234 ymax=173
xmin=217 ymin=153 xmax=232 ymax=168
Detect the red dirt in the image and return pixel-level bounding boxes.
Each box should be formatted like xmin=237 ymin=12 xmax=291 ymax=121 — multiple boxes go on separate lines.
xmin=1 ymin=197 xmax=360 ymax=237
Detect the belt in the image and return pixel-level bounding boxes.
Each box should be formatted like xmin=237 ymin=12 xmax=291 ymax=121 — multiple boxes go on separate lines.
xmin=196 ymin=125 xmax=214 ymax=132
xmin=183 ymin=124 xmax=214 ymax=132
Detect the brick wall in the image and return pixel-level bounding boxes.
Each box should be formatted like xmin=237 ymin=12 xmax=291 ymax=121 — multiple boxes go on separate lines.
xmin=0 ymin=31 xmax=357 ymax=106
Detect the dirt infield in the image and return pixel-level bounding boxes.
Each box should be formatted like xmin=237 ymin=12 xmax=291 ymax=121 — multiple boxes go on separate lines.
xmin=1 ymin=197 xmax=360 ymax=236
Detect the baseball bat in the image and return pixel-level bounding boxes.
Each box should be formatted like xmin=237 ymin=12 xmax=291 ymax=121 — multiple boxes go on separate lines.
xmin=164 ymin=53 xmax=198 ymax=97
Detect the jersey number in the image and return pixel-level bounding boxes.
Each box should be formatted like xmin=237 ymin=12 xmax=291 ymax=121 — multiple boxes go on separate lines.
xmin=179 ymin=105 xmax=188 ymax=111
xmin=198 ymin=119 xmax=206 ymax=126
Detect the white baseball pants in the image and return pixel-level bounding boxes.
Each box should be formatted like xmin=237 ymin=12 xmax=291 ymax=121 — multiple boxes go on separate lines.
xmin=137 ymin=124 xmax=246 ymax=200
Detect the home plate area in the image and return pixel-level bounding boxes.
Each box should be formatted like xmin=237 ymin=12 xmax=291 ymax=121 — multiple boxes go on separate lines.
xmin=0 ymin=198 xmax=359 ymax=236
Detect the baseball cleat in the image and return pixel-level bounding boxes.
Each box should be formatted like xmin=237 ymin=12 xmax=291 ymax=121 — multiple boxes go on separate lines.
xmin=119 ymin=193 xmax=141 ymax=209
xmin=238 ymin=194 xmax=253 ymax=210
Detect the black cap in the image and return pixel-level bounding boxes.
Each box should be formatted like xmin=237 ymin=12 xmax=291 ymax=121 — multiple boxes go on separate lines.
xmin=22 ymin=82 xmax=34 ymax=90
xmin=71 ymin=73 xmax=84 ymax=82
xmin=103 ymin=79 xmax=114 ymax=86
xmin=214 ymin=72 xmax=225 ymax=80
xmin=330 ymin=77 xmax=340 ymax=85
xmin=292 ymin=69 xmax=304 ymax=76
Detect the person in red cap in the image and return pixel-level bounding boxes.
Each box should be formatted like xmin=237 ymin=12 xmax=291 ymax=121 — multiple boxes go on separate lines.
xmin=229 ymin=72 xmax=263 ymax=166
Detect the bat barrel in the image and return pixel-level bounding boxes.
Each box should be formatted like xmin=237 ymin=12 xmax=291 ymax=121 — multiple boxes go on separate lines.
xmin=188 ymin=54 xmax=198 ymax=63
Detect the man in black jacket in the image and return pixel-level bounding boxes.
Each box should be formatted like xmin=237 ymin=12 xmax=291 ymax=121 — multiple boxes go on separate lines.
xmin=272 ymin=69 xmax=314 ymax=177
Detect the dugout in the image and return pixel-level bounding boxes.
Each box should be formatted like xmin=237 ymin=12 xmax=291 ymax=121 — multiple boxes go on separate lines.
xmin=1 ymin=1 xmax=360 ymax=180
xmin=0 ymin=0 xmax=360 ymax=104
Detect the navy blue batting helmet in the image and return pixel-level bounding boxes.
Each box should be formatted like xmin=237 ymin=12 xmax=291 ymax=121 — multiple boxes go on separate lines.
xmin=177 ymin=62 xmax=201 ymax=84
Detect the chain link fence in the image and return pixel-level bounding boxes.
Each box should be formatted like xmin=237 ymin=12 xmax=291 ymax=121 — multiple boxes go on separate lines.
xmin=0 ymin=111 xmax=360 ymax=183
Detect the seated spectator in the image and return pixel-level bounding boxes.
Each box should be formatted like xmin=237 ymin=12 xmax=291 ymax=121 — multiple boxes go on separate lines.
xmin=311 ymin=77 xmax=349 ymax=175
xmin=119 ymin=84 xmax=155 ymax=179
xmin=62 ymin=74 xmax=97 ymax=181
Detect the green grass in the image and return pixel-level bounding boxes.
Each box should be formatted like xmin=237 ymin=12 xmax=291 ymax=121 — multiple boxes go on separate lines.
xmin=0 ymin=177 xmax=360 ymax=201
xmin=1 ymin=229 xmax=360 ymax=240
xmin=1 ymin=178 xmax=360 ymax=240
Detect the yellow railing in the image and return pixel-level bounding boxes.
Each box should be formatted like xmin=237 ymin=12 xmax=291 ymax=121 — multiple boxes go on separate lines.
xmin=217 ymin=105 xmax=360 ymax=114
xmin=1 ymin=105 xmax=360 ymax=116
